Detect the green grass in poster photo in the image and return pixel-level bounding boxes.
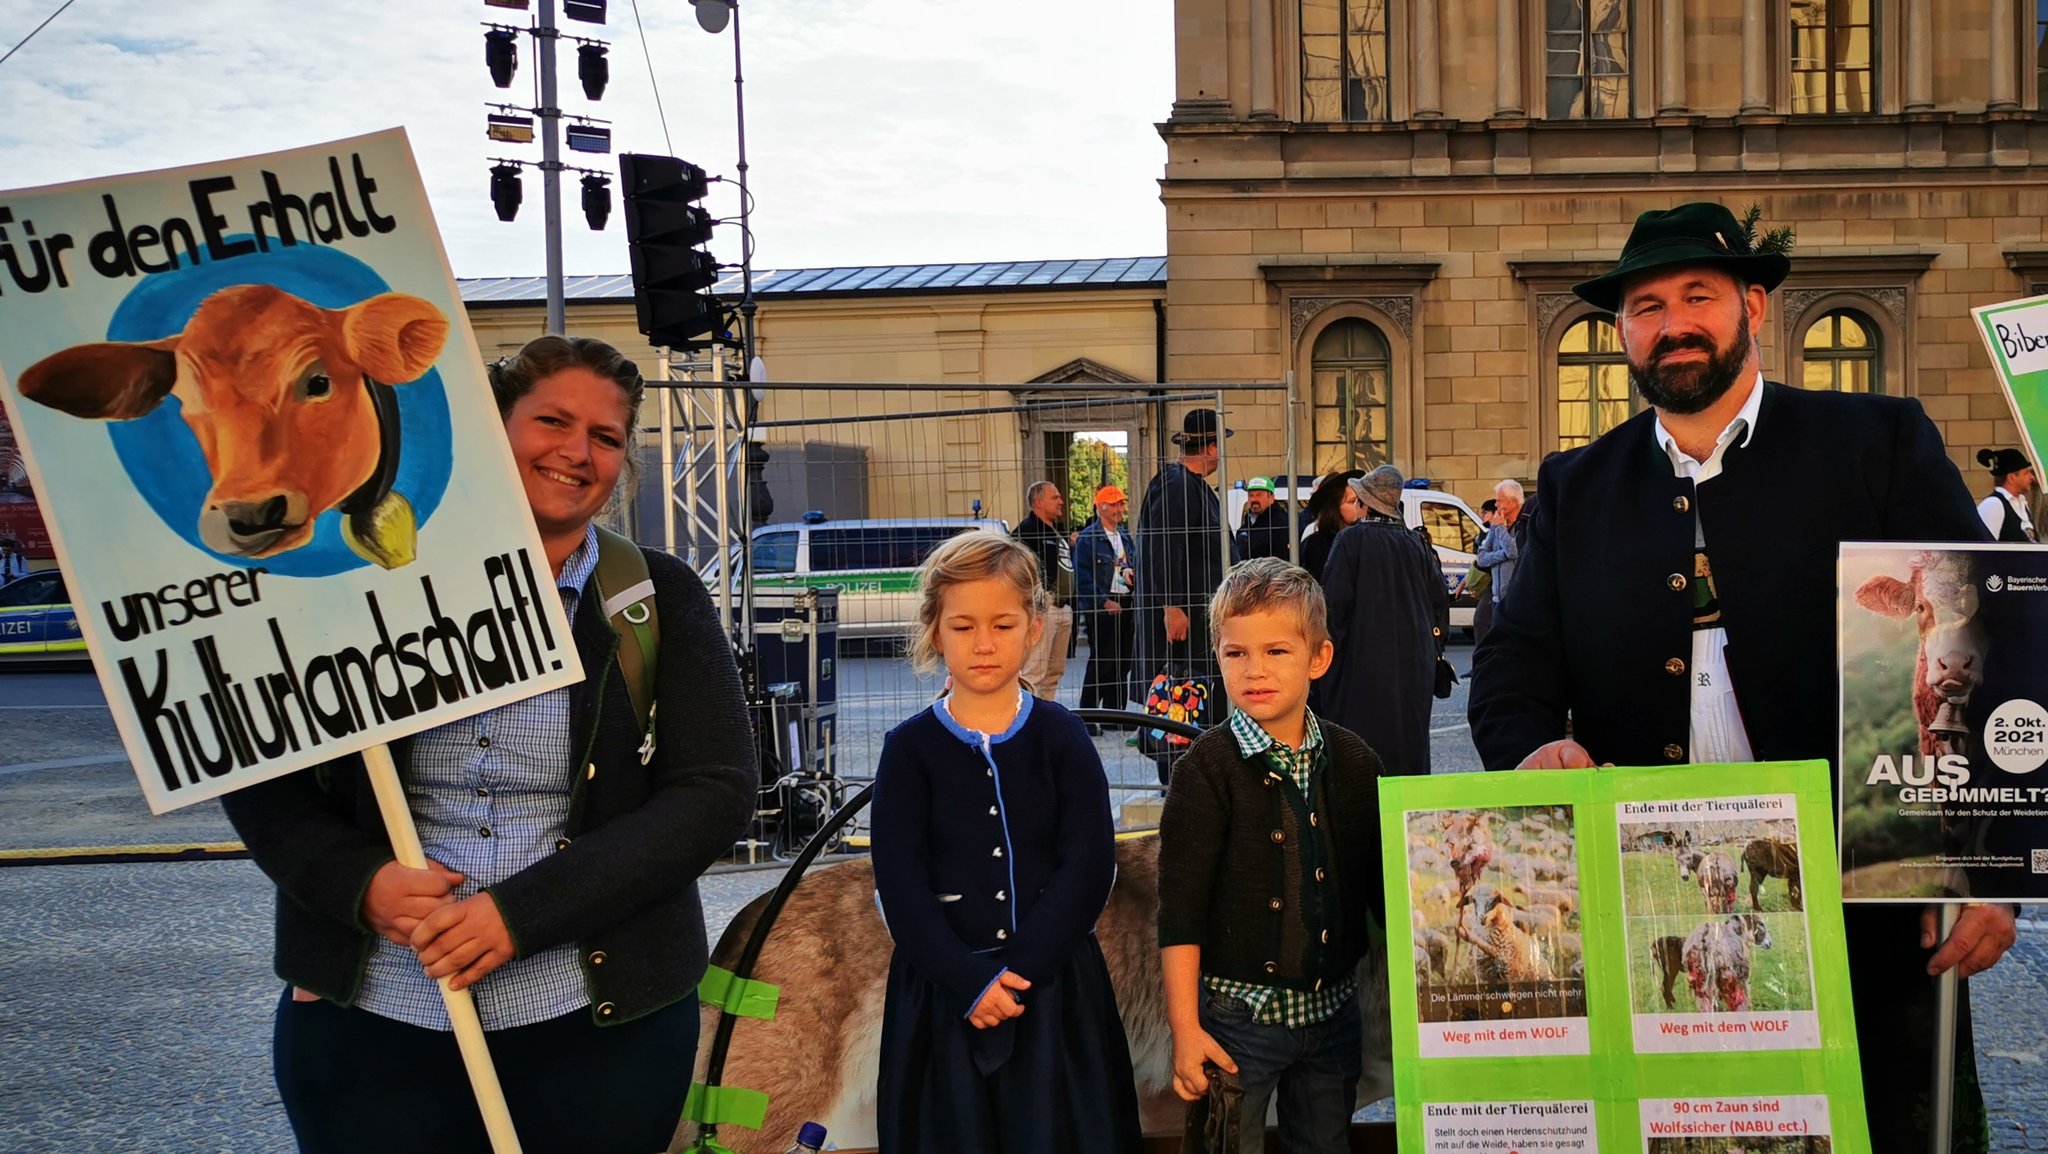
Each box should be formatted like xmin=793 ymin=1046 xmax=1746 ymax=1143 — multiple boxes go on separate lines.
xmin=1619 ymin=831 xmax=1805 ymax=917
xmin=1623 ymin=913 xmax=1815 ymax=1015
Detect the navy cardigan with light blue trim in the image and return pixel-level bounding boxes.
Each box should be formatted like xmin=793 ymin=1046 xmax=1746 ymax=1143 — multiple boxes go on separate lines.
xmin=869 ymin=695 xmax=1118 ymax=1016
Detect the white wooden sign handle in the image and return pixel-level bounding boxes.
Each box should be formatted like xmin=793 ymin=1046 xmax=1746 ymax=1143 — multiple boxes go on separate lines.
xmin=362 ymin=742 xmax=524 ymax=1154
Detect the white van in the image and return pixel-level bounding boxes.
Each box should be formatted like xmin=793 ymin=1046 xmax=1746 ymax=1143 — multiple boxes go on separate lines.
xmin=1226 ymin=480 xmax=1485 ymax=630
xmin=745 ymin=514 xmax=1011 ymax=639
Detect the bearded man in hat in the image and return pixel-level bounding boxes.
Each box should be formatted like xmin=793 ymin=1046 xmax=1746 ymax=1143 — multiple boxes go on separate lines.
xmin=1466 ymin=202 xmax=2011 ymax=1150
xmin=1136 ymin=409 xmax=1242 ymax=711
xmin=1975 ymin=447 xmax=2038 ymax=542
xmin=1235 ymin=475 xmax=1292 ymax=561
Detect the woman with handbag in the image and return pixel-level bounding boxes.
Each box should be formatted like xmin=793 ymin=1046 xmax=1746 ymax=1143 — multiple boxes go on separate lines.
xmin=1313 ymin=465 xmax=1448 ymax=776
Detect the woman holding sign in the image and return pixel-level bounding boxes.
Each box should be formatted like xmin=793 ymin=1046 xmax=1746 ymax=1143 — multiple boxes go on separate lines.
xmin=223 ymin=335 xmax=756 ymax=1154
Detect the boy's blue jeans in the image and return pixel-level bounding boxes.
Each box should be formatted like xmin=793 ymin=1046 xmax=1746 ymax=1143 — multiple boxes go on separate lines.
xmin=1189 ymin=986 xmax=1361 ymax=1154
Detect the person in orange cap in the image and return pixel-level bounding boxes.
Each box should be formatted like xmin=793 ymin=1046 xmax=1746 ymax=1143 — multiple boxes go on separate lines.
xmin=1074 ymin=484 xmax=1139 ymax=718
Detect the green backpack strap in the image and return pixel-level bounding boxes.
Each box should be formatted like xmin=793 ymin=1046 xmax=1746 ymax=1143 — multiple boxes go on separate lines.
xmin=592 ymin=526 xmax=659 ymax=734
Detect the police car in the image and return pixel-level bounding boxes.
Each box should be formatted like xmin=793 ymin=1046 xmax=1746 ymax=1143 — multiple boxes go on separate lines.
xmin=746 ymin=512 xmax=1011 ymax=640
xmin=0 ymin=570 xmax=86 ymax=664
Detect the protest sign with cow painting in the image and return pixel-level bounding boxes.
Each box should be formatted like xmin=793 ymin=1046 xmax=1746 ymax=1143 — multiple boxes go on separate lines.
xmin=0 ymin=130 xmax=582 ymax=815
xmin=1839 ymin=541 xmax=2048 ymax=902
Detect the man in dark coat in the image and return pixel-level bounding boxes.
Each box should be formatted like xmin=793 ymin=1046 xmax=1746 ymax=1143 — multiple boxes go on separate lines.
xmin=1318 ymin=466 xmax=1447 ymax=776
xmin=1136 ymin=408 xmax=1240 ymax=690
xmin=1466 ymin=201 xmax=2016 ymax=1153
xmin=1234 ymin=475 xmax=1292 ymax=561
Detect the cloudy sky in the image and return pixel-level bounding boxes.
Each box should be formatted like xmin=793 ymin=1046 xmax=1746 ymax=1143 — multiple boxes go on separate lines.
xmin=0 ymin=0 xmax=1173 ymax=278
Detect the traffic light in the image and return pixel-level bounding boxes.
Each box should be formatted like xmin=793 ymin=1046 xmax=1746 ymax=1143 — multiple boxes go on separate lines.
xmin=619 ymin=153 xmax=724 ymax=349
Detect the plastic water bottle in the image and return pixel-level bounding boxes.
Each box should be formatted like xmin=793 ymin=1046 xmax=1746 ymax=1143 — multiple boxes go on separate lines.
xmin=783 ymin=1122 xmax=827 ymax=1154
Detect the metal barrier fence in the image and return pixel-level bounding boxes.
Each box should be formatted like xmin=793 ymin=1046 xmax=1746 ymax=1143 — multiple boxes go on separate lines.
xmin=644 ymin=378 xmax=1299 ymax=842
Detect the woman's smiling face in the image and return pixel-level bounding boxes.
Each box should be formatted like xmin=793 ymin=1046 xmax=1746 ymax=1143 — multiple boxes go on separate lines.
xmin=503 ymin=365 xmax=630 ymax=544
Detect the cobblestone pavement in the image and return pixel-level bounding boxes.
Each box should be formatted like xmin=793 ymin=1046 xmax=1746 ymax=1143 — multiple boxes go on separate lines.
xmin=1 ymin=654 xmax=2041 ymax=1150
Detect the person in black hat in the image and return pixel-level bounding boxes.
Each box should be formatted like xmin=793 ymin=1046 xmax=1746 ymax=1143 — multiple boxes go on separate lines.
xmin=1975 ymin=447 xmax=2038 ymax=542
xmin=1297 ymin=468 xmax=1365 ymax=582
xmin=1135 ymin=409 xmax=1242 ymax=755
xmin=1466 ymin=201 xmax=2012 ymax=1152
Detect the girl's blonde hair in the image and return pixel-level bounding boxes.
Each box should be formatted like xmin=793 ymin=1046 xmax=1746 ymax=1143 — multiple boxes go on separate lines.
xmin=908 ymin=530 xmax=1048 ymax=675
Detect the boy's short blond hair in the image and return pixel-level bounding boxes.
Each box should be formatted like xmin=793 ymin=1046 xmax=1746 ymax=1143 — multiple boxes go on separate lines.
xmin=907 ymin=530 xmax=1048 ymax=675
xmin=1208 ymin=556 xmax=1330 ymax=650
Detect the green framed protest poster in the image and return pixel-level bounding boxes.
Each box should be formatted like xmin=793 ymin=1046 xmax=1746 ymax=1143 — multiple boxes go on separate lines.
xmin=1972 ymin=293 xmax=2048 ymax=472
xmin=1380 ymin=761 xmax=1870 ymax=1154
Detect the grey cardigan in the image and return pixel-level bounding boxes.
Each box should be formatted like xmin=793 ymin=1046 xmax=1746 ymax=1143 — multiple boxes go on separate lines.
xmin=221 ymin=549 xmax=756 ymax=1025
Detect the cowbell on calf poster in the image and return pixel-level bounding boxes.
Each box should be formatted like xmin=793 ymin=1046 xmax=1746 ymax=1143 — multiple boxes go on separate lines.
xmin=0 ymin=129 xmax=582 ymax=813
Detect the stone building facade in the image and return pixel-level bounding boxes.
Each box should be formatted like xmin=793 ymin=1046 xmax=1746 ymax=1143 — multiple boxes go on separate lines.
xmin=1162 ymin=0 xmax=2048 ymax=502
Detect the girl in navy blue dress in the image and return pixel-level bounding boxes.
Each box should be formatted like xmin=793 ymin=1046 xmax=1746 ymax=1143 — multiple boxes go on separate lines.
xmin=871 ymin=531 xmax=1143 ymax=1154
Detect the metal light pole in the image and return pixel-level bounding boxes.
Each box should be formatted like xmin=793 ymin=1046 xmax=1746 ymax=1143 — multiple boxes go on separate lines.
xmin=694 ymin=0 xmax=757 ymax=366
xmin=537 ymin=0 xmax=566 ymax=334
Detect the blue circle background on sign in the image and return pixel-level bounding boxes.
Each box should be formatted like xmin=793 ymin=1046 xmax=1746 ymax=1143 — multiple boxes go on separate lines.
xmin=102 ymin=240 xmax=454 ymax=578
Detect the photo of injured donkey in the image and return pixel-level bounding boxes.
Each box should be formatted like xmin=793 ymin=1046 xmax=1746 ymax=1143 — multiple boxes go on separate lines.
xmin=1619 ymin=807 xmax=1816 ymax=1019
xmin=1406 ymin=806 xmax=1588 ymax=1023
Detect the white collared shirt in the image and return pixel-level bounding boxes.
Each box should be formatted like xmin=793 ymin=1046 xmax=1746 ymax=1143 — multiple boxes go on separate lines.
xmin=1650 ymin=373 xmax=1764 ymax=765
xmin=1978 ymin=488 xmax=2038 ymax=541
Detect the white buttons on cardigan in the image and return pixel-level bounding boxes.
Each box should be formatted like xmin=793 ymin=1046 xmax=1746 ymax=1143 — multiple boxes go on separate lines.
xmin=1663 ymin=743 xmax=1685 ymax=761
xmin=1666 ymin=573 xmax=1688 ymax=592
xmin=1665 ymin=657 xmax=1686 ymax=676
xmin=1268 ymin=898 xmax=1282 ymax=910
xmin=993 ymin=847 xmax=1004 ymax=857
xmin=1321 ymin=930 xmax=1330 ymax=943
xmin=588 ymin=950 xmax=606 ymax=966
xmin=555 ymin=837 xmax=572 ymax=850
xmin=1270 ymin=830 xmax=1285 ymax=843
xmin=997 ymin=890 xmax=1007 ymax=900
xmin=989 ymin=806 xmax=998 ymax=816
xmin=597 ymin=1002 xmax=615 ymax=1018
xmin=1315 ymin=868 xmax=1326 ymax=882
xmin=996 ymin=929 xmax=1008 ymax=940
xmin=1263 ymin=961 xmax=1278 ymax=974
xmin=1309 ymin=812 xmax=1319 ymax=827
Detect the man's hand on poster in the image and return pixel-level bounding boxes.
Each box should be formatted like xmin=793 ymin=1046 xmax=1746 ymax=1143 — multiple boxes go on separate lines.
xmin=362 ymin=858 xmax=465 ymax=945
xmin=413 ymin=892 xmax=516 ymax=991
xmin=1922 ymin=903 xmax=2017 ymax=978
xmin=1516 ymin=739 xmax=1605 ymax=770
xmin=1165 ymin=605 xmax=1190 ymax=642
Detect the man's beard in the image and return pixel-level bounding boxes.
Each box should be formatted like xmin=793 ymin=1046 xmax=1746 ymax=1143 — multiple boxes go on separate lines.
xmin=1628 ymin=309 xmax=1751 ymax=415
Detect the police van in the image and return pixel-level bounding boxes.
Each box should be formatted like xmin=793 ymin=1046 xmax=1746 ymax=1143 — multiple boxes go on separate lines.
xmin=1226 ymin=478 xmax=1487 ymax=630
xmin=746 ymin=513 xmax=1011 ymax=640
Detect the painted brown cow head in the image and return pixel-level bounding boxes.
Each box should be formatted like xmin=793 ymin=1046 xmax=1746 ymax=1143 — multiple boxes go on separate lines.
xmin=17 ymin=285 xmax=446 ymax=563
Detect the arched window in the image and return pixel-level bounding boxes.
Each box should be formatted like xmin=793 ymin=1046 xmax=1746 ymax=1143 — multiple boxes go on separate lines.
xmin=1801 ymin=309 xmax=1881 ymax=392
xmin=1301 ymin=0 xmax=1390 ymax=121
xmin=1545 ymin=0 xmax=1632 ymax=119
xmin=1790 ymin=0 xmax=1874 ymax=114
xmin=1311 ymin=319 xmax=1393 ymax=470
xmin=1556 ymin=315 xmax=1633 ymax=450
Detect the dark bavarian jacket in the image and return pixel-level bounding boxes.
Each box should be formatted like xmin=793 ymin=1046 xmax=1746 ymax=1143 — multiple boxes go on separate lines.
xmin=1468 ymin=381 xmax=1991 ymax=774
xmin=1156 ymin=720 xmax=1386 ymax=989
xmin=221 ymin=550 xmax=757 ymax=1026
xmin=869 ymin=695 xmax=1117 ymax=1015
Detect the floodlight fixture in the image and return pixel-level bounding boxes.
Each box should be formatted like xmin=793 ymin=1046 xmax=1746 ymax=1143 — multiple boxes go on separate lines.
xmin=564 ymin=123 xmax=612 ymax=153
xmin=580 ymin=174 xmax=612 ymax=230
xmin=482 ymin=0 xmax=530 ymax=8
xmin=577 ymin=43 xmax=609 ymax=100
xmin=563 ymin=0 xmax=606 ymax=23
xmin=484 ymin=28 xmax=518 ymax=87
xmin=490 ymin=164 xmax=524 ymax=222
xmin=486 ymin=113 xmax=536 ymax=143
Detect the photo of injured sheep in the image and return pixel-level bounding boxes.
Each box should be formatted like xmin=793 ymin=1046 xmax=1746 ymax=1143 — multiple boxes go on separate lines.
xmin=1406 ymin=806 xmax=1587 ymax=1023
xmin=1619 ymin=812 xmax=1816 ymax=1017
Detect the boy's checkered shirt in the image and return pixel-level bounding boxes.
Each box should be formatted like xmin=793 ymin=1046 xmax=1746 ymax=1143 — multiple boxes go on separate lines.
xmin=1200 ymin=709 xmax=1359 ymax=1027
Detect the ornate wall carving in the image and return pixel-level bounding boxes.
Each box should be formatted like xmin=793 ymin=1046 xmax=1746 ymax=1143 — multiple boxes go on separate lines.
xmin=1779 ymin=286 xmax=1909 ymax=329
xmin=1290 ymin=295 xmax=1416 ymax=344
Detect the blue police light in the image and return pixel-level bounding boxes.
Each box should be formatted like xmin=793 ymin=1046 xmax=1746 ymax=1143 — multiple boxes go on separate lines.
xmin=801 ymin=510 xmax=827 ymax=523
xmin=1404 ymin=477 xmax=1433 ymax=489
